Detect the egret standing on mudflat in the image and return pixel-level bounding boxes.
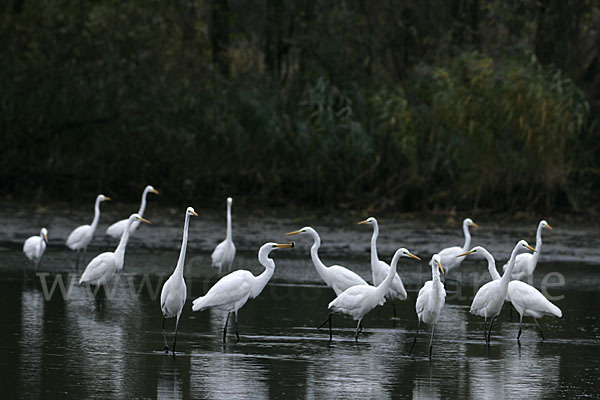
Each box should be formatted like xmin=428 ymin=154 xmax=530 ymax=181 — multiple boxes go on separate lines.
xmin=66 ymin=194 xmax=110 ymax=269
xmin=459 ymin=245 xmax=562 ymax=341
xmin=466 ymin=240 xmax=536 ymax=344
xmin=79 ymin=214 xmax=150 ymax=286
xmin=285 ymin=226 xmax=367 ymax=295
xmin=23 ymin=227 xmax=48 ymax=275
xmin=502 ymin=220 xmax=552 ymax=281
xmin=437 ymin=218 xmax=478 ymax=276
xmin=358 ymin=217 xmax=408 ymax=318
xmin=160 ymin=207 xmax=197 ymax=356
xmin=106 ymin=185 xmax=158 ymax=239
xmin=192 ymin=242 xmax=295 ymax=343
xmin=211 ymin=197 xmax=236 ymax=273
xmin=408 ymin=254 xmax=446 ymax=360
xmin=325 ymin=248 xmax=421 ymax=343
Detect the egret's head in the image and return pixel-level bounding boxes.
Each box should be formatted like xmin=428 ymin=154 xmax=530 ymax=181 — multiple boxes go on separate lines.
xmin=259 ymin=241 xmax=295 ymax=257
xmin=227 ymin=197 xmax=233 ymax=206
xmin=186 ymin=207 xmax=198 ymax=217
xmin=431 ymin=254 xmax=445 ymax=275
xmin=457 ymin=246 xmax=481 ymax=258
xmin=358 ymin=217 xmax=377 ymax=225
xmin=517 ymin=239 xmax=536 ymax=253
xmin=131 ymin=213 xmax=151 ymax=224
xmin=41 ymin=228 xmax=48 ymax=243
xmin=396 ymin=248 xmax=421 ymax=261
xmin=464 ymin=218 xmax=478 ymax=228
xmin=146 ymin=185 xmax=159 ymax=195
xmin=98 ymin=194 xmax=111 ymax=202
xmin=285 ymin=227 xmax=312 ymax=237
xmin=540 ymin=220 xmax=552 ymax=230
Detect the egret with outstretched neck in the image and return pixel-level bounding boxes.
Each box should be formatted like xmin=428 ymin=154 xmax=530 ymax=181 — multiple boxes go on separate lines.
xmin=106 ymin=185 xmax=158 ymax=238
xmin=160 ymin=207 xmax=197 ymax=356
xmin=23 ymin=227 xmax=48 ymax=276
xmin=325 ymin=248 xmax=421 ymax=343
xmin=502 ymin=220 xmax=552 ymax=281
xmin=438 ymin=218 xmax=478 ymax=276
xmin=192 ymin=242 xmax=295 ymax=343
xmin=211 ymin=197 xmax=236 ymax=273
xmin=79 ymin=213 xmax=150 ymax=286
xmin=66 ymin=194 xmax=110 ymax=269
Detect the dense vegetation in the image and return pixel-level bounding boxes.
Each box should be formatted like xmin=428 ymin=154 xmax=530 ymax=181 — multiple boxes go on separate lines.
xmin=1 ymin=0 xmax=599 ymax=213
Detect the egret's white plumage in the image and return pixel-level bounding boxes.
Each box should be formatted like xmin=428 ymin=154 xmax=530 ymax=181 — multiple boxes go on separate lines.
xmin=23 ymin=227 xmax=48 ymax=270
xmin=437 ymin=218 xmax=478 ymax=275
xmin=502 ymin=220 xmax=552 ymax=281
xmin=79 ymin=214 xmax=150 ymax=286
xmin=211 ymin=197 xmax=236 ymax=273
xmin=358 ymin=218 xmax=408 ymax=305
xmin=66 ymin=194 xmax=110 ymax=267
xmin=106 ymin=185 xmax=158 ymax=239
xmin=160 ymin=207 xmax=197 ymax=355
xmin=192 ymin=242 xmax=294 ymax=342
xmin=326 ymin=248 xmax=420 ymax=342
xmin=461 ymin=245 xmax=561 ymax=341
xmin=408 ymin=254 xmax=446 ymax=359
xmin=467 ymin=240 xmax=536 ymax=343
xmin=285 ymin=227 xmax=367 ymax=296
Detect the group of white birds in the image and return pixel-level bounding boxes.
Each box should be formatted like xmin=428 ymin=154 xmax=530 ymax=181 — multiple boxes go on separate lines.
xmin=23 ymin=187 xmax=562 ymax=360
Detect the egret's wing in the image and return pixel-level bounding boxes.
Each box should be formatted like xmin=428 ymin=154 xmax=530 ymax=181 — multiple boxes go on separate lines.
xmin=66 ymin=225 xmax=91 ymax=248
xmin=328 ymin=286 xmax=371 ymax=312
xmin=329 ymin=265 xmax=367 ymax=293
xmin=508 ymin=281 xmax=562 ymax=318
xmin=192 ymin=270 xmax=253 ymax=310
xmin=438 ymin=246 xmax=463 ymax=270
xmin=79 ymin=252 xmax=114 ymax=284
xmin=416 ymin=281 xmax=432 ymax=314
xmin=470 ymin=281 xmax=495 ymax=314
xmin=23 ymin=237 xmax=39 ymax=259
xmin=106 ymin=219 xmax=127 ymax=238
xmin=211 ymin=240 xmax=227 ymax=267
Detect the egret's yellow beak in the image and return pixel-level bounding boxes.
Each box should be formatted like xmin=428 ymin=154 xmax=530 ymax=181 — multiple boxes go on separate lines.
xmin=525 ymin=244 xmax=536 ymax=252
xmin=43 ymin=233 xmax=48 ymax=243
xmin=285 ymin=230 xmax=302 ymax=236
xmin=104 ymin=197 xmax=111 ymax=201
xmin=275 ymin=242 xmax=295 ymax=248
xmin=436 ymin=260 xmax=445 ymax=275
xmin=190 ymin=210 xmax=198 ymax=217
xmin=137 ymin=217 xmax=151 ymax=224
xmin=471 ymin=222 xmax=479 ymax=228
xmin=357 ymin=219 xmax=369 ymax=225
xmin=151 ymin=189 xmax=159 ymax=195
xmin=457 ymin=249 xmax=476 ymax=257
xmin=407 ymin=252 xmax=421 ymax=261
xmin=545 ymin=224 xmax=553 ymax=230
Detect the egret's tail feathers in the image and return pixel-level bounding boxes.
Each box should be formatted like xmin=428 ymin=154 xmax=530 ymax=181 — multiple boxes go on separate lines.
xmin=548 ymin=302 xmax=562 ymax=318
xmin=191 ymin=296 xmax=204 ymax=311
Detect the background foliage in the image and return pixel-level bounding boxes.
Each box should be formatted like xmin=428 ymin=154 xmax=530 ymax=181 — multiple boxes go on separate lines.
xmin=1 ymin=0 xmax=599 ymax=212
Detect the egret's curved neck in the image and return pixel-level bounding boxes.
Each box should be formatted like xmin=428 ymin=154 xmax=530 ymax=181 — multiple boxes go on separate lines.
xmin=174 ymin=213 xmax=191 ymax=278
xmin=501 ymin=245 xmax=521 ymax=287
xmin=137 ymin=189 xmax=149 ymax=216
xmin=251 ymin=253 xmax=275 ymax=298
xmin=226 ymin=203 xmax=232 ymax=241
xmin=480 ymin=248 xmax=501 ymax=280
xmin=370 ymin=221 xmax=380 ymax=265
xmin=308 ymin=231 xmax=331 ymax=284
xmin=534 ymin=223 xmax=544 ymax=253
xmin=430 ymin=261 xmax=443 ymax=295
xmin=114 ymin=218 xmax=134 ymax=268
xmin=90 ymin=198 xmax=102 ymax=231
xmin=462 ymin=222 xmax=471 ymax=252
xmin=376 ymin=251 xmax=399 ymax=297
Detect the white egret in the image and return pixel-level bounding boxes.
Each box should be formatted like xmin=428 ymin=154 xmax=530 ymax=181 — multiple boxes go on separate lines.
xmin=66 ymin=194 xmax=110 ymax=269
xmin=79 ymin=214 xmax=150 ymax=286
xmin=160 ymin=207 xmax=198 ymax=356
xmin=23 ymin=227 xmax=48 ymax=275
xmin=408 ymin=254 xmax=446 ymax=359
xmin=467 ymin=240 xmax=536 ymax=344
xmin=437 ymin=218 xmax=478 ymax=277
xmin=285 ymin=227 xmax=367 ymax=295
xmin=211 ymin=197 xmax=236 ymax=273
xmin=192 ymin=242 xmax=295 ymax=343
xmin=106 ymin=185 xmax=158 ymax=239
xmin=502 ymin=220 xmax=552 ymax=281
xmin=325 ymin=248 xmax=421 ymax=343
xmin=358 ymin=217 xmax=408 ymax=318
xmin=459 ymin=245 xmax=562 ymax=341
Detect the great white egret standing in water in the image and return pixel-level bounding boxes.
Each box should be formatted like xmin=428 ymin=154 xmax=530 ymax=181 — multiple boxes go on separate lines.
xmin=325 ymin=248 xmax=421 ymax=343
xmin=502 ymin=220 xmax=552 ymax=281
xmin=211 ymin=197 xmax=236 ymax=273
xmin=192 ymin=242 xmax=295 ymax=343
xmin=79 ymin=214 xmax=150 ymax=286
xmin=437 ymin=218 xmax=478 ymax=277
xmin=408 ymin=254 xmax=446 ymax=360
xmin=106 ymin=185 xmax=158 ymax=239
xmin=466 ymin=240 xmax=536 ymax=344
xmin=358 ymin=217 xmax=408 ymax=318
xmin=458 ymin=245 xmax=562 ymax=341
xmin=23 ymin=227 xmax=48 ymax=276
xmin=66 ymin=194 xmax=110 ymax=269
xmin=285 ymin=227 xmax=367 ymax=295
xmin=160 ymin=207 xmax=198 ymax=356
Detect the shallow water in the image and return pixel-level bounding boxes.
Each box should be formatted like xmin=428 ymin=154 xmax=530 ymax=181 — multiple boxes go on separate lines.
xmin=3 ymin=210 xmax=600 ymax=399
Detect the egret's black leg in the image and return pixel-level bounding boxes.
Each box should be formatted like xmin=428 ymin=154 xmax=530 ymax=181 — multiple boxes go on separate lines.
xmin=533 ymin=318 xmax=545 ymax=341
xmin=162 ymin=316 xmax=169 ymax=353
xmin=355 ymin=319 xmax=361 ymax=343
xmin=484 ymin=317 xmax=488 ymax=343
xmin=75 ymin=250 xmax=80 ymax=270
xmin=223 ymin=312 xmax=230 ymax=344
xmin=317 ymin=314 xmax=331 ymax=330
xmin=429 ymin=324 xmax=436 ymax=360
xmin=392 ymin=301 xmax=397 ymax=319
xmin=509 ymin=304 xmax=513 ymax=322
xmin=517 ymin=314 xmax=523 ymax=340
xmin=408 ymin=320 xmax=420 ymax=355
xmin=172 ymin=314 xmax=181 ymax=357
xmin=328 ymin=314 xmax=332 ymax=343
xmin=359 ymin=321 xmax=364 ymax=333
xmin=487 ymin=316 xmax=496 ymax=344
xmin=234 ymin=312 xmax=240 ymax=342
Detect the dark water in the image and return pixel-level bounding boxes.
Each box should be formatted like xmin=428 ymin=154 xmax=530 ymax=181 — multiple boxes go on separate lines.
xmin=2 ymin=209 xmax=599 ymax=399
